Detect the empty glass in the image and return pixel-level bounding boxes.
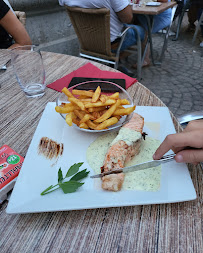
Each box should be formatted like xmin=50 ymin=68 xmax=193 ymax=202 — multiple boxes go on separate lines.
xmin=11 ymin=45 xmax=46 ymax=98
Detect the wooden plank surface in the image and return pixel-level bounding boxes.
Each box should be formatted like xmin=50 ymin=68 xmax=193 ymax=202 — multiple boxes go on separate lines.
xmin=132 ymin=1 xmax=177 ymax=15
xmin=0 ymin=50 xmax=202 ymax=253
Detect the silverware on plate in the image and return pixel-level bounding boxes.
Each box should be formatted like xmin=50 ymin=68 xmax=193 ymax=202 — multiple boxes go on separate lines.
xmin=177 ymin=111 xmax=203 ymax=125
xmin=90 ymin=153 xmax=175 ymax=178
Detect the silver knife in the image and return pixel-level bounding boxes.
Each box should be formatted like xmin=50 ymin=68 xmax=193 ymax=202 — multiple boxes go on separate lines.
xmin=90 ymin=153 xmax=175 ymax=178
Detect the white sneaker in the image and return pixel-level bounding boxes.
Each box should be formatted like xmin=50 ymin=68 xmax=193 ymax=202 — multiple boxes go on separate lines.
xmin=157 ymin=29 xmax=176 ymax=36
xmin=200 ymin=41 xmax=203 ymax=47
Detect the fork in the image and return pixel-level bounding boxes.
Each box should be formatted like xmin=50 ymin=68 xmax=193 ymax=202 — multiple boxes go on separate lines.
xmin=0 ymin=59 xmax=11 ymax=71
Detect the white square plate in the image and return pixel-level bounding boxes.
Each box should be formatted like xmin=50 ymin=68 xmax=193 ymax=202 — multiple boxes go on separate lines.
xmin=7 ymin=103 xmax=196 ymax=214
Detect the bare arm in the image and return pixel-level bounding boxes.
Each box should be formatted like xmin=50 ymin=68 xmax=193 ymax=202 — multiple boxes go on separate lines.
xmin=153 ymin=120 xmax=203 ymax=164
xmin=116 ymin=5 xmax=133 ymax=24
xmin=0 ymin=10 xmax=32 ymax=49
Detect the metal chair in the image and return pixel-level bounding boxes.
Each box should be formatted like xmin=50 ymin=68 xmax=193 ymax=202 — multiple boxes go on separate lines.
xmin=66 ymin=6 xmax=143 ymax=80
xmin=192 ymin=11 xmax=203 ymax=44
xmin=157 ymin=4 xmax=178 ymax=62
xmin=172 ymin=0 xmax=191 ymax=41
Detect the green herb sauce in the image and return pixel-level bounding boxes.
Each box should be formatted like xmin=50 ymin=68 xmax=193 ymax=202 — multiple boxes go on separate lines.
xmin=111 ymin=128 xmax=141 ymax=146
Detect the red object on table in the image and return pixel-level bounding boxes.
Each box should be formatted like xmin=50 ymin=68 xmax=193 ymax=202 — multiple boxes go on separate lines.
xmin=0 ymin=145 xmax=24 ymax=190
xmin=47 ymin=63 xmax=137 ymax=92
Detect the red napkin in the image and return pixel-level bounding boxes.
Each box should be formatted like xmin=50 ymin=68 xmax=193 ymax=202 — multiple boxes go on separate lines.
xmin=47 ymin=62 xmax=137 ymax=92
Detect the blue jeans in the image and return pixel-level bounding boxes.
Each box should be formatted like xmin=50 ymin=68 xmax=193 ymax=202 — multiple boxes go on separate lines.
xmin=137 ymin=10 xmax=172 ymax=34
xmin=112 ymin=24 xmax=145 ymax=52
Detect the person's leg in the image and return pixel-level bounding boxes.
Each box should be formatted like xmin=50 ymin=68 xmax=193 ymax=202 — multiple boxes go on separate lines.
xmin=152 ymin=11 xmax=172 ymax=34
xmin=116 ymin=24 xmax=150 ymax=69
xmin=111 ymin=24 xmax=145 ymax=53
xmin=110 ymin=24 xmax=146 ymax=75
xmin=135 ymin=12 xmax=171 ymax=68
xmin=137 ymin=11 xmax=171 ymax=34
xmin=132 ymin=33 xmax=150 ymax=69
xmin=119 ymin=24 xmax=145 ymax=52
xmin=188 ymin=5 xmax=198 ymax=30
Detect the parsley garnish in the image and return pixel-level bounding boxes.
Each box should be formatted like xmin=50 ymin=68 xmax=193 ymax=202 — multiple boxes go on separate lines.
xmin=41 ymin=162 xmax=89 ymax=195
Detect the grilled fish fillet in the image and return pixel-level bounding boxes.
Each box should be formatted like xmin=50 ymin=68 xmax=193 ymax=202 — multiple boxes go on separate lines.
xmin=101 ymin=113 xmax=144 ymax=191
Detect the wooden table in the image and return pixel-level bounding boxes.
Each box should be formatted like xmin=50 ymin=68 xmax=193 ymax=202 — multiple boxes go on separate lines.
xmin=0 ymin=50 xmax=202 ymax=253
xmin=132 ymin=1 xmax=177 ymax=64
xmin=132 ymin=1 xmax=177 ymax=15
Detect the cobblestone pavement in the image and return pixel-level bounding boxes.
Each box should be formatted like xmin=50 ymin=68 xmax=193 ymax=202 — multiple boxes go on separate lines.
xmin=125 ymin=15 xmax=203 ymax=119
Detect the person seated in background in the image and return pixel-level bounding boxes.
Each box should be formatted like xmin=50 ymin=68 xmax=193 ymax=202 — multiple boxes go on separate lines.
xmin=0 ymin=0 xmax=31 ymax=49
xmin=59 ymin=0 xmax=146 ymax=60
xmin=153 ymin=120 xmax=203 ymax=165
xmin=136 ymin=0 xmax=172 ymax=67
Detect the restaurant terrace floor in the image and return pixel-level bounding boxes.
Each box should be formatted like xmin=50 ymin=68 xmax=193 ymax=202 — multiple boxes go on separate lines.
xmin=124 ymin=14 xmax=203 ymax=119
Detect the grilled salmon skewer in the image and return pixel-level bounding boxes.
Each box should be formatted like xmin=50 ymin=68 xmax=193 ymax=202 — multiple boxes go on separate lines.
xmin=101 ymin=113 xmax=144 ymax=191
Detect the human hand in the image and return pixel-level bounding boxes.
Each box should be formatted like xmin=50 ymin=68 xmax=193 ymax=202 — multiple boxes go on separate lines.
xmin=153 ymin=120 xmax=203 ymax=164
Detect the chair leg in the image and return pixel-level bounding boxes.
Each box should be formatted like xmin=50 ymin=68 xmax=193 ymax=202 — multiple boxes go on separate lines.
xmin=192 ymin=23 xmax=201 ymax=45
xmin=144 ymin=15 xmax=155 ymax=65
xmin=136 ymin=35 xmax=142 ymax=81
xmin=117 ymin=26 xmax=143 ymax=80
xmin=192 ymin=12 xmax=203 ymax=45
xmin=172 ymin=11 xmax=185 ymax=41
xmin=114 ymin=59 xmax=119 ymax=69
xmin=158 ymin=5 xmax=177 ymax=63
xmin=158 ymin=26 xmax=170 ymax=63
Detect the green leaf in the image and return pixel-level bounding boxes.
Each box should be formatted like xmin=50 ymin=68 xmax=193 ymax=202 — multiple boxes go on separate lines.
xmin=70 ymin=169 xmax=90 ymax=181
xmin=41 ymin=185 xmax=54 ymax=195
xmin=59 ymin=181 xmax=84 ymax=194
xmin=41 ymin=186 xmax=60 ymax=195
xmin=65 ymin=162 xmax=83 ymax=178
xmin=58 ymin=168 xmax=63 ymax=183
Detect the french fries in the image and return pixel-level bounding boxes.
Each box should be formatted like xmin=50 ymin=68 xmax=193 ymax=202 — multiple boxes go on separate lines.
xmin=55 ymin=86 xmax=135 ymax=130
xmin=62 ymin=87 xmax=74 ymax=98
xmin=94 ymin=100 xmax=121 ymax=123
xmin=92 ymin=86 xmax=101 ymax=103
xmin=96 ymin=117 xmax=119 ymax=130
xmin=65 ymin=112 xmax=75 ymax=126
xmin=113 ymin=105 xmax=136 ymax=116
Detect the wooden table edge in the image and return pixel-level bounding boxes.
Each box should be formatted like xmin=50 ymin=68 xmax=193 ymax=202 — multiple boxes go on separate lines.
xmin=132 ymin=1 xmax=177 ymax=15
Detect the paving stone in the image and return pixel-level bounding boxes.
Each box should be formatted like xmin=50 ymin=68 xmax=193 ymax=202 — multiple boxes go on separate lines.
xmin=161 ymin=97 xmax=171 ymax=104
xmin=171 ymin=97 xmax=181 ymax=102
xmin=194 ymin=100 xmax=203 ymax=105
xmin=169 ymin=102 xmax=180 ymax=109
xmin=174 ymin=93 xmax=183 ymax=98
xmin=183 ymin=95 xmax=192 ymax=100
xmin=193 ymin=105 xmax=203 ymax=111
xmin=198 ymin=89 xmax=203 ymax=93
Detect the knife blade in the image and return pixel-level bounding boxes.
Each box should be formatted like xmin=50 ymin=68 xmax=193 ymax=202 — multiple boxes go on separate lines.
xmin=90 ymin=153 xmax=175 ymax=178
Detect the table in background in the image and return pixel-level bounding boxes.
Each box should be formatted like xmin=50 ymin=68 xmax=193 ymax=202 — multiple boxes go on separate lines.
xmin=0 ymin=49 xmax=202 ymax=253
xmin=132 ymin=1 xmax=177 ymax=64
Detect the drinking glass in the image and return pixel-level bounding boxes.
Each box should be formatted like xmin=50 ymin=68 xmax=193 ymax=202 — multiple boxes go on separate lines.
xmin=11 ymin=45 xmax=46 ymax=98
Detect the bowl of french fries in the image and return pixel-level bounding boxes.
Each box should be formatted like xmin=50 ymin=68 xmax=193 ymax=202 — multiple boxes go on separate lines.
xmin=55 ymin=81 xmax=135 ymax=132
